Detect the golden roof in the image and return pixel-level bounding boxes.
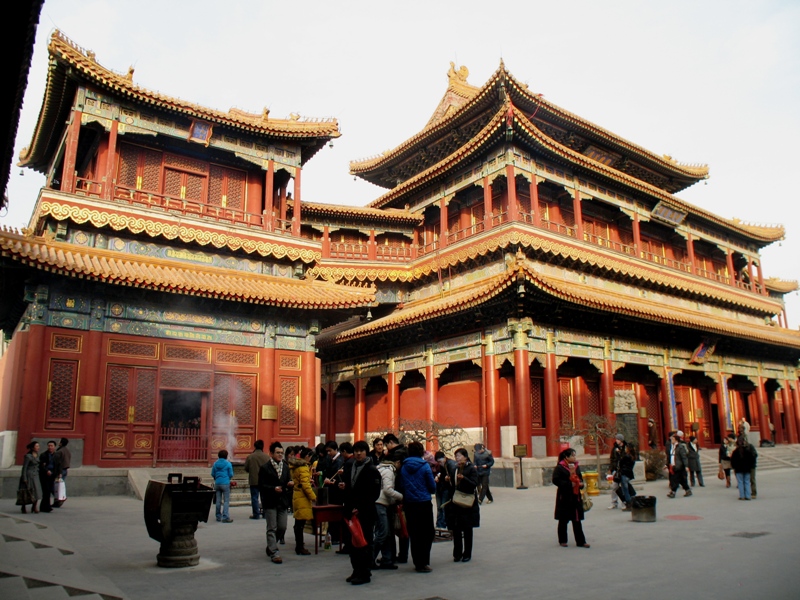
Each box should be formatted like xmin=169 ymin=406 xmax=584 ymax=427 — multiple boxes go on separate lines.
xmin=294 ymin=201 xmax=422 ymax=225
xmin=366 ymin=101 xmax=783 ymax=244
xmin=20 ymin=31 xmax=340 ymax=171
xmin=0 ymin=227 xmax=374 ymax=309
xmin=351 ymin=62 xmax=708 ymax=191
xmin=320 ymin=261 xmax=800 ymax=350
xmin=764 ymin=278 xmax=799 ymax=294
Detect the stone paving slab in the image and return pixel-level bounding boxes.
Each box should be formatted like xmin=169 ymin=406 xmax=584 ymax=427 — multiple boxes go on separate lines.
xmin=1 ymin=465 xmax=799 ymax=600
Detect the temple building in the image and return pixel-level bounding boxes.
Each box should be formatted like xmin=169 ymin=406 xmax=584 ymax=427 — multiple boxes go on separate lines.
xmin=1 ymin=33 xmax=799 ymax=472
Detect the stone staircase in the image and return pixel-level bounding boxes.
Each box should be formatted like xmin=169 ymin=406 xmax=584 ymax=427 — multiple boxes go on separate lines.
xmin=699 ymin=443 xmax=800 ymax=471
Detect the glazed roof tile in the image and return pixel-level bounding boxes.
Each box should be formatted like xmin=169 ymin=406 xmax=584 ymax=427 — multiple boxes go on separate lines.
xmin=320 ymin=262 xmax=800 ymax=350
xmin=295 ymin=201 xmax=422 ymax=225
xmin=351 ymin=62 xmax=708 ymax=188
xmin=366 ymin=102 xmax=783 ymax=244
xmin=20 ymin=31 xmax=340 ymax=171
xmin=0 ymin=227 xmax=374 ymax=309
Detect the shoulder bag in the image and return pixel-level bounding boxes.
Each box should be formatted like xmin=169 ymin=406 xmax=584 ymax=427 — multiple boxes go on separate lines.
xmin=580 ymin=489 xmax=593 ymax=512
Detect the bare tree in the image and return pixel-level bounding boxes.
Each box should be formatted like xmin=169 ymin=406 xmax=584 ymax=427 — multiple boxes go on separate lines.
xmin=555 ymin=413 xmax=620 ymax=475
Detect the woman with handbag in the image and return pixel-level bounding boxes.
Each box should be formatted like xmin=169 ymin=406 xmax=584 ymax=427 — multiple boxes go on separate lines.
xmin=445 ymin=447 xmax=480 ymax=563
xmin=17 ymin=441 xmax=42 ymax=514
xmin=552 ymin=448 xmax=590 ymax=548
xmin=718 ymin=433 xmax=736 ymax=488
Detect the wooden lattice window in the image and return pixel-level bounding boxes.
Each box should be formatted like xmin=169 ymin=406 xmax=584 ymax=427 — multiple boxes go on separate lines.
xmin=164 ymin=345 xmax=210 ymax=363
xmin=278 ymin=375 xmax=300 ymax=435
xmin=559 ymin=379 xmax=574 ymax=428
xmin=586 ymin=380 xmax=601 ymax=415
xmin=209 ymin=165 xmax=247 ymax=209
xmin=213 ymin=373 xmax=255 ymax=425
xmin=117 ymin=143 xmax=162 ymax=192
xmin=531 ymin=377 xmax=544 ymax=428
xmin=161 ymin=369 xmax=212 ymax=390
xmin=108 ymin=339 xmax=158 ymax=359
xmin=135 ymin=369 xmax=157 ymax=423
xmin=52 ymin=334 xmax=82 ymax=353
xmin=215 ymin=350 xmax=258 ymax=366
xmin=46 ymin=360 xmax=78 ymax=429
xmin=107 ymin=366 xmax=131 ymax=423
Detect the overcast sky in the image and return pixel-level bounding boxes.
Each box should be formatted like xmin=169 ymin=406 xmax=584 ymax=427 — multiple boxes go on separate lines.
xmin=4 ymin=0 xmax=799 ymax=328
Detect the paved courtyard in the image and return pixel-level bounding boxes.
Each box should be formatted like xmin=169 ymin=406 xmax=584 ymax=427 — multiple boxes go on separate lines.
xmin=1 ymin=462 xmax=799 ymax=600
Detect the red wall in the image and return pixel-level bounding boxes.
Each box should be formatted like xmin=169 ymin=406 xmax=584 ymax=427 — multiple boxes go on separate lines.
xmin=365 ymin=391 xmax=389 ymax=431
xmin=399 ymin=387 xmax=426 ymax=421
xmin=438 ymin=380 xmax=481 ymax=428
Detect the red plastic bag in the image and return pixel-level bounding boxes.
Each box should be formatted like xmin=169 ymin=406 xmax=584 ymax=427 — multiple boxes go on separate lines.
xmin=394 ymin=504 xmax=409 ymax=538
xmin=345 ymin=513 xmax=368 ymax=548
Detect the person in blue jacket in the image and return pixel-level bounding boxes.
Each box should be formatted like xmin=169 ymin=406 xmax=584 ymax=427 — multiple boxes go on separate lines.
xmin=398 ymin=441 xmax=437 ymax=572
xmin=211 ymin=449 xmax=234 ymax=523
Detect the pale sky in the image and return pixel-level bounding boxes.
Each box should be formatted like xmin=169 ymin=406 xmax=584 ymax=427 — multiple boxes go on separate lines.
xmin=4 ymin=0 xmax=799 ymax=328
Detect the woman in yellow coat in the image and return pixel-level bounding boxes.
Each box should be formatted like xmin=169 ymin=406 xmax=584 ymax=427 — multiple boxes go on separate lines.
xmin=291 ymin=447 xmax=317 ymax=555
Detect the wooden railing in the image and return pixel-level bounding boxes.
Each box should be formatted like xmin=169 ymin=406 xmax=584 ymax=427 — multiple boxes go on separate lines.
xmin=157 ymin=428 xmax=208 ymax=462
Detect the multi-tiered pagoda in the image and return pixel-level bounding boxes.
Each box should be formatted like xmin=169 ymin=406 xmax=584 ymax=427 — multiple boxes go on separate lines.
xmin=1 ymin=36 xmax=798 ymax=474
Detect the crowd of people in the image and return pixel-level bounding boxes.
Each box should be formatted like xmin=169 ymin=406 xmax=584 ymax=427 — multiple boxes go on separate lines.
xmin=232 ymin=435 xmax=493 ymax=585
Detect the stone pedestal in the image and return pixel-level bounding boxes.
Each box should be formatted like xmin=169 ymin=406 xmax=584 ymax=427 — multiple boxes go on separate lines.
xmin=157 ymin=520 xmax=201 ymax=568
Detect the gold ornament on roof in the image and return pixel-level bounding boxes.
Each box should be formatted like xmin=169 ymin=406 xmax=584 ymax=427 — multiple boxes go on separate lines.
xmin=448 ymin=62 xmax=470 ymax=85
xmin=125 ymin=66 xmax=134 ymax=82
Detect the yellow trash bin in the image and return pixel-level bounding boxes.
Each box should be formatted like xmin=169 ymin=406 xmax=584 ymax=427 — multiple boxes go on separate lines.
xmin=583 ymin=471 xmax=600 ymax=496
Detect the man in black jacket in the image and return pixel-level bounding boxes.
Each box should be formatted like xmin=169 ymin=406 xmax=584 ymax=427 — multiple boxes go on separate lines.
xmin=259 ymin=442 xmax=293 ymax=563
xmin=667 ymin=431 xmax=692 ymax=498
xmin=339 ymin=440 xmax=381 ymax=585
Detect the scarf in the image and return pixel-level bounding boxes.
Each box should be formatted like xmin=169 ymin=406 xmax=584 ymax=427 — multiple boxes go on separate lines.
xmin=559 ymin=459 xmax=581 ymax=496
xmin=351 ymin=459 xmax=366 ymax=487
xmin=271 ymin=459 xmax=283 ymax=479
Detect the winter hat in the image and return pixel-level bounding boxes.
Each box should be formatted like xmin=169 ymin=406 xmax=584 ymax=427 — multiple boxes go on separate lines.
xmin=615 ymin=434 xmax=625 ymax=441
xmin=676 ymin=430 xmax=684 ymax=439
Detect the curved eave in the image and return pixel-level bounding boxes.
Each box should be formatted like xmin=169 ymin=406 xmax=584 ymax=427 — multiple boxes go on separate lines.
xmin=296 ymin=201 xmax=422 ymax=226
xmin=39 ymin=199 xmax=322 ymax=264
xmin=308 ymin=227 xmax=781 ymax=316
xmin=511 ymin=108 xmax=784 ymax=244
xmin=765 ymin=278 xmax=799 ymax=294
xmin=501 ymin=69 xmax=709 ymax=185
xmin=20 ymin=31 xmax=340 ymax=171
xmin=0 ymin=227 xmax=374 ymax=309
xmin=320 ymin=264 xmax=800 ymax=350
xmin=352 ymin=63 xmax=707 ymax=191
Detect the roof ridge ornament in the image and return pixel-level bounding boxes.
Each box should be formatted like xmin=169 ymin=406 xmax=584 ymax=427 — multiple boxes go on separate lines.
xmin=447 ymin=62 xmax=470 ymax=86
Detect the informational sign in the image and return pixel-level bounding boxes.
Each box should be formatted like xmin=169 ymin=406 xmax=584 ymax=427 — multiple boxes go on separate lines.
xmin=513 ymin=444 xmax=528 ymax=458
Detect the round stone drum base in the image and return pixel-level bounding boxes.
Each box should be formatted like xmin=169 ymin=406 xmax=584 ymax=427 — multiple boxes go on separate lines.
xmin=157 ymin=521 xmax=201 ymax=568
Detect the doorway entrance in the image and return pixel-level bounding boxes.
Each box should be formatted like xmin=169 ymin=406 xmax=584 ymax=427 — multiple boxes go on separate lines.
xmin=157 ymin=390 xmax=208 ymax=462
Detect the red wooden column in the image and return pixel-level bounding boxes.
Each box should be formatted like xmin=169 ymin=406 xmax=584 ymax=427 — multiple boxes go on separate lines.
xmin=314 ymin=357 xmax=322 ymax=442
xmin=514 ymin=331 xmax=533 ymax=456
xmin=322 ymin=226 xmax=331 ymax=258
xmin=544 ymin=331 xmax=560 ymax=457
xmin=792 ymin=384 xmax=800 ymax=445
xmin=279 ymin=184 xmax=288 ymax=224
xmin=302 ymin=350 xmax=317 ymax=441
xmin=769 ymin=387 xmax=784 ymax=444
xmin=439 ymin=197 xmax=449 ymax=249
xmin=387 ymin=359 xmax=399 ymax=426
xmin=572 ymin=187 xmax=584 ymax=240
xmin=61 ymin=110 xmax=82 ymax=193
xmin=264 ymin=160 xmax=275 ymax=231
xmin=425 ymin=349 xmax=437 ymax=451
xmin=411 ymin=229 xmax=419 ymax=259
xmin=292 ymin=167 xmax=302 ymax=237
xmin=715 ymin=374 xmax=730 ymax=438
xmin=79 ymin=330 xmax=104 ymax=465
xmin=261 ymin=347 xmax=276 ymax=443
xmin=756 ymin=261 xmax=766 ymax=296
xmin=368 ymin=230 xmax=377 ymax=260
xmin=324 ymin=381 xmax=334 ymax=442
xmin=506 ymin=165 xmax=519 ymax=223
xmin=781 ymin=384 xmax=797 ymax=444
xmin=530 ymin=177 xmax=541 ymax=227
xmin=17 ymin=324 xmax=47 ymax=460
xmin=747 ymin=258 xmax=755 ymax=291
xmin=483 ymin=334 xmax=501 ymax=455
xmin=601 ymin=340 xmax=615 ymax=422
xmin=103 ymin=119 xmax=119 ymax=200
xmin=754 ymin=377 xmax=767 ymax=434
xmin=686 ymin=232 xmax=696 ymax=275
xmin=725 ymin=249 xmax=735 ymax=286
xmin=354 ymin=377 xmax=365 ymax=442
xmin=483 ymin=176 xmax=493 ymax=231
xmin=632 ymin=211 xmax=641 ymax=256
